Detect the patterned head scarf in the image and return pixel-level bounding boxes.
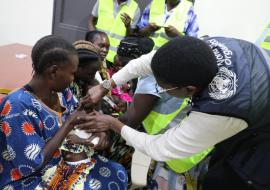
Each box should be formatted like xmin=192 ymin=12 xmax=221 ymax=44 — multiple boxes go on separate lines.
xmin=73 ymin=40 xmax=100 ymax=65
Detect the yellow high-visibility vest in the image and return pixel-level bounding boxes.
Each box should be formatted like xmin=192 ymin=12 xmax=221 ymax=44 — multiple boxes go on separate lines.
xmin=96 ymin=0 xmax=138 ymax=62
xmin=256 ymin=22 xmax=270 ymax=53
xmin=143 ymin=98 xmax=213 ymax=173
xmin=149 ymin=0 xmax=192 ymax=49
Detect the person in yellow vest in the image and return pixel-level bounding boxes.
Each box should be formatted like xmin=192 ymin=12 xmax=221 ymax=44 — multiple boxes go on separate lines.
xmin=120 ymin=76 xmax=212 ymax=189
xmin=256 ymin=22 xmax=270 ymax=56
xmin=137 ymin=0 xmax=199 ymax=49
xmin=88 ymin=0 xmax=141 ymax=63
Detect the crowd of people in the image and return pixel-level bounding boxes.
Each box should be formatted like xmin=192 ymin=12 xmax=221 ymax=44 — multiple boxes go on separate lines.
xmin=1 ymin=0 xmax=270 ymax=190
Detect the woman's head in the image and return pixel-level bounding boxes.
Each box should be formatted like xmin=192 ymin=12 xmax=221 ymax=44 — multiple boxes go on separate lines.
xmin=73 ymin=40 xmax=101 ymax=83
xmin=31 ymin=35 xmax=78 ymax=92
xmin=151 ymin=36 xmax=218 ymax=98
xmin=85 ymin=30 xmax=109 ymax=61
xmin=115 ymin=34 xmax=154 ymax=68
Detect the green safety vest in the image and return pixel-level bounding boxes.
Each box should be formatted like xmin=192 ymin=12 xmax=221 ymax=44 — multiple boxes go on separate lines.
xmin=149 ymin=0 xmax=192 ymax=49
xmin=256 ymin=22 xmax=270 ymax=52
xmin=96 ymin=0 xmax=138 ymax=63
xmin=143 ymin=98 xmax=213 ymax=173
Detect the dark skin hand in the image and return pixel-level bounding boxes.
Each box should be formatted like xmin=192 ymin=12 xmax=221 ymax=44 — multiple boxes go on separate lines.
xmin=121 ymin=12 xmax=134 ymax=35
xmin=81 ymin=79 xmax=159 ymax=130
xmin=164 ymin=25 xmax=182 ymax=38
xmin=43 ymin=110 xmax=89 ymax=165
xmin=76 ymin=93 xmax=160 ymax=134
xmin=76 ymin=110 xmax=124 ymax=134
xmin=139 ymin=22 xmax=161 ymax=36
xmin=121 ymin=13 xmax=132 ymax=28
xmin=111 ymin=95 xmax=127 ymax=113
xmin=80 ymin=82 xmax=113 ymax=110
xmin=88 ymin=15 xmax=98 ymax=31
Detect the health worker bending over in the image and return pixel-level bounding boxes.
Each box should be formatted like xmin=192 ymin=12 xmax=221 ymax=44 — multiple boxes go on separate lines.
xmin=79 ymin=36 xmax=270 ymax=190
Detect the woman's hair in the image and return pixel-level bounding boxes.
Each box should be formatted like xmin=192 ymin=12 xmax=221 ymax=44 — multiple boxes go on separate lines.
xmin=85 ymin=30 xmax=107 ymax=43
xmin=73 ymin=40 xmax=100 ymax=67
xmin=117 ymin=34 xmax=154 ymax=59
xmin=151 ymin=36 xmax=218 ymax=89
xmin=31 ymin=35 xmax=77 ymax=74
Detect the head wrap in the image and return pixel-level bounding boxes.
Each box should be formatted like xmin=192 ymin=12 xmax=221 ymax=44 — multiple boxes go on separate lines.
xmin=117 ymin=35 xmax=154 ymax=58
xmin=73 ymin=40 xmax=100 ymax=63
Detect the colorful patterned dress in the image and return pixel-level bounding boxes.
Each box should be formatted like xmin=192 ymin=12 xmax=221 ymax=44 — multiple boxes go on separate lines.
xmin=0 ymin=88 xmax=128 ymax=190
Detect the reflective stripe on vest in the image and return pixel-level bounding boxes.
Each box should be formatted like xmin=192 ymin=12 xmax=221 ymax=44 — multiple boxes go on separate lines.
xmin=256 ymin=22 xmax=270 ymax=52
xmin=143 ymin=98 xmax=213 ymax=173
xmin=96 ymin=0 xmax=138 ymax=62
xmin=143 ymin=98 xmax=189 ymax=135
xmin=149 ymin=0 xmax=192 ymax=50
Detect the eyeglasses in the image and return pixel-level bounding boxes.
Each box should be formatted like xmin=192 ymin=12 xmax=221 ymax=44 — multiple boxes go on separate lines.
xmin=155 ymin=83 xmax=179 ymax=94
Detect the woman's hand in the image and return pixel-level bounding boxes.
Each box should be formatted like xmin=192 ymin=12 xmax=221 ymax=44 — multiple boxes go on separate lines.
xmin=76 ymin=111 xmax=111 ymax=132
xmin=147 ymin=23 xmax=161 ymax=33
xmin=121 ymin=13 xmax=132 ymax=28
xmin=80 ymin=84 xmax=109 ymax=110
xmin=76 ymin=111 xmax=125 ymax=134
xmin=64 ymin=110 xmax=88 ymax=131
xmin=165 ymin=25 xmax=182 ymax=38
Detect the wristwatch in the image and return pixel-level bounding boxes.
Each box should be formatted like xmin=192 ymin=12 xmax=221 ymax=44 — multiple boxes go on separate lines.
xmin=101 ymin=80 xmax=112 ymax=91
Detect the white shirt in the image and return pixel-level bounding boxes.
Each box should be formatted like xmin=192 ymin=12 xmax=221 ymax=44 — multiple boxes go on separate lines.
xmin=112 ymin=51 xmax=248 ymax=161
xmin=95 ymin=72 xmax=103 ymax=84
xmin=92 ymin=0 xmax=141 ymax=29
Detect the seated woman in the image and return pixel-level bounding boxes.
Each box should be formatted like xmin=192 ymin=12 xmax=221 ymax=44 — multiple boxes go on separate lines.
xmin=85 ymin=30 xmax=111 ymax=82
xmin=69 ymin=40 xmax=101 ymax=100
xmin=71 ymin=40 xmax=119 ymax=117
xmin=0 ymin=35 xmax=127 ymax=190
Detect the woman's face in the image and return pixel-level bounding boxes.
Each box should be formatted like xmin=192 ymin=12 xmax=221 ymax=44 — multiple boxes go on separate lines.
xmin=76 ymin=60 xmax=100 ymax=83
xmin=92 ymin=35 xmax=110 ymax=61
xmin=53 ymin=54 xmax=78 ymax=92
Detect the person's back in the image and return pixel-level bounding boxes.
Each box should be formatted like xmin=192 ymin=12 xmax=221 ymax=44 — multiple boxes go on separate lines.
xmin=197 ymin=37 xmax=270 ymax=190
xmin=152 ymin=36 xmax=270 ymax=189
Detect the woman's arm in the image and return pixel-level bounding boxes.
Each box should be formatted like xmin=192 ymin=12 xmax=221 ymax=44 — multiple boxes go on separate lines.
xmin=76 ymin=111 xmax=248 ymax=161
xmin=80 ymin=51 xmax=155 ymax=108
xmin=42 ymin=110 xmax=84 ymax=164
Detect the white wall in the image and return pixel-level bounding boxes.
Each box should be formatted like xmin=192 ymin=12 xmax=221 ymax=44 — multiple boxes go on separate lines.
xmin=195 ymin=0 xmax=270 ymax=42
xmin=0 ymin=0 xmax=54 ymax=46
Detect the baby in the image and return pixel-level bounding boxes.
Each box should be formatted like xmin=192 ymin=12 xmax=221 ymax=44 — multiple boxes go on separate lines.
xmin=36 ymin=113 xmax=101 ymax=189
